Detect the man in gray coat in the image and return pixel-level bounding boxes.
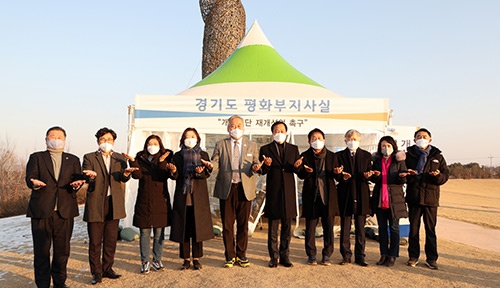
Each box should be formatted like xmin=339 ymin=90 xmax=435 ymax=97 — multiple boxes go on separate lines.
xmin=82 ymin=127 xmax=137 ymax=285
xmin=211 ymin=115 xmax=260 ymax=268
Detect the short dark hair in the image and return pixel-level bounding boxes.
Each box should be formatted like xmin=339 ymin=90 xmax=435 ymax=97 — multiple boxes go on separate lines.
xmin=142 ymin=134 xmax=167 ymax=155
xmin=271 ymin=121 xmax=287 ymax=132
xmin=414 ymin=128 xmax=431 ymax=138
xmin=376 ymin=136 xmax=398 ymax=157
xmin=95 ymin=127 xmax=117 ymax=140
xmin=179 ymin=127 xmax=201 ymax=148
xmin=307 ymin=128 xmax=325 ymax=141
xmin=46 ymin=126 xmax=66 ymax=137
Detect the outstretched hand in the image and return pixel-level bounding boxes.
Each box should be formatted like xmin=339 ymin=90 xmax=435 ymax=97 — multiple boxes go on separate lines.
xmin=83 ymin=170 xmax=97 ymax=179
xmin=124 ymin=167 xmax=139 ymax=177
xmin=30 ymin=179 xmax=46 ymax=188
xmin=166 ymin=162 xmax=177 ymax=173
xmin=294 ymin=156 xmax=304 ymax=168
xmin=121 ymin=153 xmax=135 ymax=162
xmin=200 ymin=159 xmax=213 ymax=169
xmin=342 ymin=171 xmax=352 ymax=180
xmin=159 ymin=151 xmax=171 ymax=162
xmin=262 ymin=155 xmax=272 ymax=167
xmin=333 ymin=165 xmax=344 ymax=174
xmin=429 ymin=169 xmax=441 ymax=177
xmin=70 ymin=179 xmax=85 ymax=189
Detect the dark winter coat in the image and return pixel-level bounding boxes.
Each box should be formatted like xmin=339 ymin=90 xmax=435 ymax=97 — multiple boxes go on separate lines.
xmin=259 ymin=141 xmax=300 ymax=219
xmin=405 ymin=145 xmax=449 ymax=207
xmin=336 ymin=148 xmax=373 ymax=216
xmin=129 ymin=150 xmax=177 ymax=229
xmin=169 ymin=150 xmax=214 ymax=243
xmin=297 ymin=148 xmax=341 ymax=219
xmin=371 ymin=154 xmax=408 ymax=220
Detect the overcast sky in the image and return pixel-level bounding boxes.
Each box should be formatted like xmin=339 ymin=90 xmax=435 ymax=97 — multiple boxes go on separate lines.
xmin=1 ymin=1 xmax=499 ymax=166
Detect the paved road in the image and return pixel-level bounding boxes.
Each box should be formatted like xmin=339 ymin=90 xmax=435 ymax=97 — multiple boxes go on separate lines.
xmin=437 ymin=217 xmax=500 ymax=253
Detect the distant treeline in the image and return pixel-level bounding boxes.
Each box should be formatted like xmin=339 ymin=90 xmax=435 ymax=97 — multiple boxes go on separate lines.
xmin=448 ymin=162 xmax=499 ymax=179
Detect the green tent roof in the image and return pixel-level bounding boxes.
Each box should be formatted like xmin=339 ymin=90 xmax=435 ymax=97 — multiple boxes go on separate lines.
xmin=192 ymin=21 xmax=323 ymax=88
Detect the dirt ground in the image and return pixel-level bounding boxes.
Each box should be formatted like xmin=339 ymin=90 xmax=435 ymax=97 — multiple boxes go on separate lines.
xmin=1 ymin=179 xmax=499 ymax=288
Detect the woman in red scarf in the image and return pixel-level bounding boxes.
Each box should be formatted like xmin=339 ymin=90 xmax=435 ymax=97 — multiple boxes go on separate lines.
xmin=370 ymin=136 xmax=407 ymax=267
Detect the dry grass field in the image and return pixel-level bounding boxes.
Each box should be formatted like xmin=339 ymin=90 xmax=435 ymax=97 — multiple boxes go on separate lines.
xmin=439 ymin=179 xmax=500 ymax=229
xmin=0 ymin=179 xmax=499 ymax=287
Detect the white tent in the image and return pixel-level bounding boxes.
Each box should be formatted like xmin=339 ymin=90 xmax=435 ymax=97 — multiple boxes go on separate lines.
xmin=124 ymin=21 xmax=416 ymax=228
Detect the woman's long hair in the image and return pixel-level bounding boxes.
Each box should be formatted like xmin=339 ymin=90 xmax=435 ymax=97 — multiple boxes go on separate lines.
xmin=142 ymin=134 xmax=167 ymax=155
xmin=375 ymin=135 xmax=398 ymax=158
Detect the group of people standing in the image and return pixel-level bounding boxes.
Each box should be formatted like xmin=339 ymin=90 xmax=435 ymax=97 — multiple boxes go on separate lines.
xmin=25 ymin=116 xmax=449 ymax=288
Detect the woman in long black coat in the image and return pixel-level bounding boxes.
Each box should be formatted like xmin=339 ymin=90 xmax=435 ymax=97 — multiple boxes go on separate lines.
xmin=296 ymin=128 xmax=342 ymax=266
xmin=127 ymin=135 xmax=177 ymax=273
xmin=170 ymin=128 xmax=213 ymax=270
xmin=370 ymin=136 xmax=407 ymax=267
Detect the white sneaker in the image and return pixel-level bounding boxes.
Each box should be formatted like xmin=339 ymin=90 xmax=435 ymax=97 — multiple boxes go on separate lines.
xmin=152 ymin=259 xmax=165 ymax=271
xmin=141 ymin=261 xmax=150 ymax=274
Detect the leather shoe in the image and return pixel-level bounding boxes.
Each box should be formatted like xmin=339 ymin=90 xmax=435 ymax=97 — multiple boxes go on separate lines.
xmin=279 ymin=258 xmax=293 ymax=268
xmin=102 ymin=269 xmax=121 ymax=279
xmin=91 ymin=273 xmax=102 ymax=285
xmin=385 ymin=257 xmax=396 ymax=267
xmin=355 ymin=258 xmax=369 ymax=267
xmin=268 ymin=259 xmax=278 ymax=268
xmin=193 ymin=259 xmax=202 ymax=270
xmin=376 ymin=255 xmax=387 ymax=265
xmin=54 ymin=284 xmax=69 ymax=288
xmin=339 ymin=258 xmax=351 ymax=265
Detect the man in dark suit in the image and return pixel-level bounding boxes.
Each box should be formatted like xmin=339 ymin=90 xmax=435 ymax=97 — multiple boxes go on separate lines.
xmin=296 ymin=128 xmax=342 ymax=266
xmin=26 ymin=126 xmax=86 ymax=288
xmin=258 ymin=121 xmax=300 ymax=268
xmin=82 ymin=128 xmax=136 ymax=285
xmin=211 ymin=115 xmax=260 ymax=268
xmin=336 ymin=129 xmax=374 ymax=267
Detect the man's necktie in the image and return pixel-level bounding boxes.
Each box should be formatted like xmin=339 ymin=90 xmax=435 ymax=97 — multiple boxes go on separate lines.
xmin=232 ymin=141 xmax=240 ymax=183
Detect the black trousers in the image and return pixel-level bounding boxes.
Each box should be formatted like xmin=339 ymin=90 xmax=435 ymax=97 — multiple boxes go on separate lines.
xmin=179 ymin=205 xmax=203 ymax=259
xmin=87 ymin=196 xmax=119 ymax=275
xmin=339 ymin=214 xmax=366 ymax=261
xmin=268 ymin=217 xmax=292 ymax=261
xmin=31 ymin=211 xmax=73 ymax=288
xmin=376 ymin=208 xmax=400 ymax=257
xmin=408 ymin=204 xmax=438 ymax=261
xmin=220 ymin=183 xmax=251 ymax=260
xmin=305 ymin=201 xmax=334 ymax=259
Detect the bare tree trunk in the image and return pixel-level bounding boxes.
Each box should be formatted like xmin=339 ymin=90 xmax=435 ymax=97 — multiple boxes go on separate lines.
xmin=199 ymin=0 xmax=246 ymax=78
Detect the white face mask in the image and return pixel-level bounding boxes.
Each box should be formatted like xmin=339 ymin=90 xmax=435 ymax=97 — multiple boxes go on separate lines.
xmin=229 ymin=128 xmax=243 ymax=140
xmin=311 ymin=140 xmax=325 ymax=150
xmin=415 ymin=139 xmax=429 ymax=149
xmin=346 ymin=140 xmax=360 ymax=151
xmin=147 ymin=145 xmax=160 ymax=155
xmin=99 ymin=142 xmax=113 ymax=153
xmin=46 ymin=139 xmax=65 ymax=150
xmin=273 ymin=133 xmax=287 ymax=144
xmin=382 ymin=147 xmax=393 ymax=157
xmin=184 ymin=138 xmax=197 ymax=149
